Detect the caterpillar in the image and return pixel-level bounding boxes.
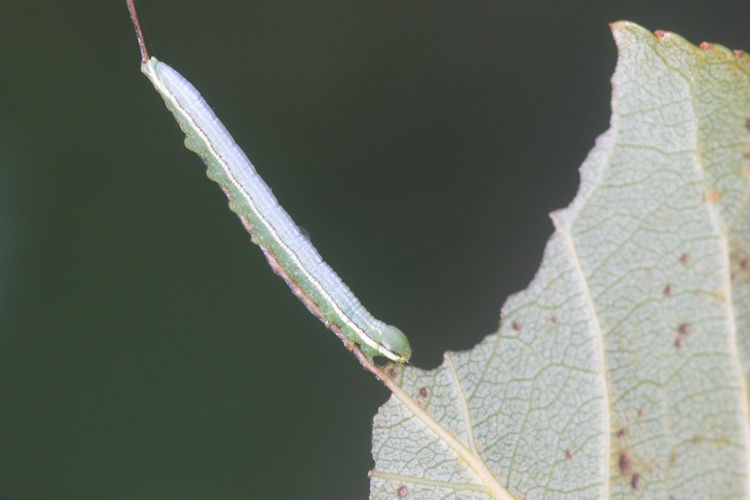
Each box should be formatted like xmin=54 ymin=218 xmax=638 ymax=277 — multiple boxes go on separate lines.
xmin=126 ymin=0 xmax=411 ymax=362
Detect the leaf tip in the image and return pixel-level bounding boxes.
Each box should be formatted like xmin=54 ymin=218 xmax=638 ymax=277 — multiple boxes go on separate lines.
xmin=609 ymin=20 xmax=654 ymax=40
xmin=609 ymin=21 xmax=670 ymax=54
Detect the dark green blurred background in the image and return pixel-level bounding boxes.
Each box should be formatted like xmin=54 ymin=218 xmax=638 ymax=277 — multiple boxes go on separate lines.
xmin=2 ymin=1 xmax=749 ymax=498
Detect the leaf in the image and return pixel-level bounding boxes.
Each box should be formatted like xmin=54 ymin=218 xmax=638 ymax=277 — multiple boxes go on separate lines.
xmin=370 ymin=21 xmax=750 ymax=499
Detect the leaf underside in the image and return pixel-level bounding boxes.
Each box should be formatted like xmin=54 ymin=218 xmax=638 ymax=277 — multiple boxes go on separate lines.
xmin=370 ymin=22 xmax=750 ymax=499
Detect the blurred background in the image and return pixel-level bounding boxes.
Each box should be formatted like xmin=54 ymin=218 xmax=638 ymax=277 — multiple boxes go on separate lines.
xmin=2 ymin=1 xmax=749 ymax=498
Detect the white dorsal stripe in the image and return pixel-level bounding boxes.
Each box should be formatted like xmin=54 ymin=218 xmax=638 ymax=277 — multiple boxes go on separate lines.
xmin=142 ymin=58 xmax=408 ymax=362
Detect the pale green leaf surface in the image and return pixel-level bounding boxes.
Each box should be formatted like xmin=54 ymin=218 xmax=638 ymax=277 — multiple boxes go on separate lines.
xmin=371 ymin=22 xmax=750 ymax=499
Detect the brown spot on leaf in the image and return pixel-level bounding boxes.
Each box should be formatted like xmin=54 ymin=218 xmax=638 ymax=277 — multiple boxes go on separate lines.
xmin=675 ymin=336 xmax=683 ymax=348
xmin=419 ymin=387 xmax=430 ymax=398
xmin=730 ymin=251 xmax=750 ymax=283
xmin=736 ymin=50 xmax=746 ymax=58
xmin=616 ymin=428 xmax=627 ymax=438
xmin=654 ymin=30 xmax=666 ymax=39
xmin=705 ymin=190 xmax=720 ymax=202
xmin=397 ymin=485 xmax=409 ymax=497
xmin=387 ymin=367 xmax=399 ymax=378
xmin=700 ymin=41 xmax=713 ymax=50
xmin=663 ymin=284 xmax=673 ymax=296
xmin=619 ymin=452 xmax=632 ymax=473
xmin=680 ymin=253 xmax=690 ymax=264
xmin=512 ymin=321 xmax=521 ymax=331
xmin=565 ymin=448 xmax=573 ymax=459
xmin=550 ymin=316 xmax=558 ymax=324
xmin=631 ymin=473 xmax=641 ymax=490
xmin=678 ymin=323 xmax=691 ymax=335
